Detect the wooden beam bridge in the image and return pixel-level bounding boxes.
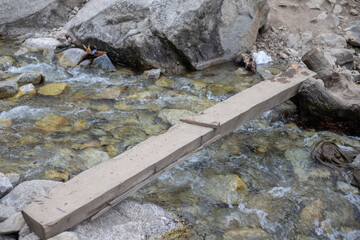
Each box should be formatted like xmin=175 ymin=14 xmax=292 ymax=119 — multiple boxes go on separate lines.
xmin=22 ymin=66 xmax=315 ymax=239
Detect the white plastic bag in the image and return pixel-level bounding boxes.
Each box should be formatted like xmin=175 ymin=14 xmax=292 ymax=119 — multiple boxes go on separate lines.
xmin=253 ymin=51 xmax=272 ymax=65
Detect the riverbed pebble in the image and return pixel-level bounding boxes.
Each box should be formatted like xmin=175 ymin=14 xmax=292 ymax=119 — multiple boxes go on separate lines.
xmin=0 ymin=80 xmax=18 ymax=99
xmin=16 ymin=72 xmax=44 ymax=86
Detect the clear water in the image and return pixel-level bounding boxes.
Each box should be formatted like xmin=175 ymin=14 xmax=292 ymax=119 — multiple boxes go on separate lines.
xmin=1 ymin=38 xmax=360 ymax=239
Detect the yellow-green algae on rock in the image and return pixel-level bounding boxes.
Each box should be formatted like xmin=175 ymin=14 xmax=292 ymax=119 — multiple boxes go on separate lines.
xmin=38 ymin=83 xmax=68 ymax=96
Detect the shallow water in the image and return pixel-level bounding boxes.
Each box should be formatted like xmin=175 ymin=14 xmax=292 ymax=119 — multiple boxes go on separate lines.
xmin=1 ymin=38 xmax=360 ymax=239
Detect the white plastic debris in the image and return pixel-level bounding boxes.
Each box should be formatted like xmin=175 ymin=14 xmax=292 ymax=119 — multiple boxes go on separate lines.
xmin=253 ymin=51 xmax=272 ymax=65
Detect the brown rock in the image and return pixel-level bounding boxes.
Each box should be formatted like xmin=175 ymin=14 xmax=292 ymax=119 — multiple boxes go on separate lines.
xmin=35 ymin=114 xmax=71 ymax=132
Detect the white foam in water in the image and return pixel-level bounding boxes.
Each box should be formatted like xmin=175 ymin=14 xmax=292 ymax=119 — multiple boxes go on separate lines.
xmin=253 ymin=51 xmax=272 ymax=65
xmin=267 ymin=187 xmax=291 ymax=198
xmin=238 ymin=203 xmax=280 ymax=232
xmin=315 ymin=218 xmax=360 ymax=240
xmin=61 ymin=72 xmax=112 ymax=86
xmin=0 ymin=106 xmax=51 ymax=120
xmin=7 ymin=62 xmax=68 ymax=81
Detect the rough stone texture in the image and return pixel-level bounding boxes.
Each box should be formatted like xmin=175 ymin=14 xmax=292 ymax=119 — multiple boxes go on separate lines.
xmin=313 ymin=33 xmax=347 ymax=48
xmin=57 ymin=48 xmax=88 ymax=69
xmin=0 ymin=173 xmax=12 ymax=199
xmin=38 ymin=83 xmax=68 ymax=96
xmin=49 ymin=232 xmax=79 ymax=240
xmin=158 ymin=109 xmax=195 ymax=125
xmin=19 ymin=233 xmax=39 ymax=240
xmin=0 ymin=0 xmax=87 ymax=37
xmin=346 ymin=21 xmax=360 ymax=47
xmin=21 ymin=38 xmax=63 ymax=51
xmin=0 ymin=204 xmax=16 ymax=222
xmin=92 ymin=54 xmax=116 ymax=72
xmin=0 ymin=212 xmax=26 ymax=234
xmin=73 ymin=200 xmax=177 ymax=240
xmin=143 ymin=69 xmax=161 ymax=80
xmin=326 ymin=48 xmax=354 ymax=67
xmin=66 ymin=0 xmax=269 ymax=73
xmin=0 ymin=56 xmax=16 ymax=71
xmin=16 ymin=73 xmax=44 ymax=86
xmin=286 ymin=32 xmax=313 ymax=49
xmin=0 ymin=180 xmax=61 ymax=211
xmin=0 ymin=81 xmax=18 ymax=99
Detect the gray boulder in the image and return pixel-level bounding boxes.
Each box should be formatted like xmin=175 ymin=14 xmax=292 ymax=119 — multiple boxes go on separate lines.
xmin=0 ymin=173 xmax=12 ymax=199
xmin=1 ymin=180 xmax=61 ymax=211
xmin=57 ymin=48 xmax=88 ymax=69
xmin=92 ymin=54 xmax=116 ymax=72
xmin=0 ymin=0 xmax=87 ymax=37
xmin=16 ymin=72 xmax=45 ymax=86
xmin=0 ymin=204 xmax=16 ymax=222
xmin=66 ymin=0 xmax=269 ymax=73
xmin=0 ymin=81 xmax=18 ymax=99
xmin=346 ymin=21 xmax=360 ymax=47
xmin=313 ymin=33 xmax=347 ymax=48
xmin=0 ymin=212 xmax=25 ymax=235
xmin=73 ymin=200 xmax=177 ymax=240
xmin=326 ymin=49 xmax=354 ymax=69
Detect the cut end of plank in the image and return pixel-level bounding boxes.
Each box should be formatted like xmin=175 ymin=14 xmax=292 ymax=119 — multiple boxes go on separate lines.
xmin=22 ymin=210 xmax=46 ymax=240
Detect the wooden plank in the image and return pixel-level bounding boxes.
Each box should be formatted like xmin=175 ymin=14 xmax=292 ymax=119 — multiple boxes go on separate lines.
xmin=22 ymin=66 xmax=315 ymax=239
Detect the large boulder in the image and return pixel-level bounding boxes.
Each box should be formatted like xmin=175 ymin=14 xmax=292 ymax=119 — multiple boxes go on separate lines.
xmin=66 ymin=0 xmax=269 ymax=73
xmin=0 ymin=0 xmax=86 ymax=37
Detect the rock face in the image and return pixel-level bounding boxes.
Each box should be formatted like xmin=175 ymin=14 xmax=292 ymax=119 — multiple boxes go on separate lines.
xmin=346 ymin=21 xmax=360 ymax=47
xmin=66 ymin=0 xmax=269 ymax=73
xmin=0 ymin=0 xmax=87 ymax=37
xmin=73 ymin=200 xmax=177 ymax=240
xmin=0 ymin=180 xmax=61 ymax=211
xmin=0 ymin=173 xmax=12 ymax=199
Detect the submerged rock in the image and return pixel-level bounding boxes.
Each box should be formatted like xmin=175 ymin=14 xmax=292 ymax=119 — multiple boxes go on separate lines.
xmin=66 ymin=0 xmax=269 ymax=73
xmin=0 ymin=56 xmax=16 ymax=71
xmin=0 ymin=80 xmax=18 ymax=99
xmin=73 ymin=200 xmax=177 ymax=240
xmin=223 ymin=229 xmax=270 ymax=240
xmin=0 ymin=118 xmax=12 ymax=129
xmin=80 ymin=148 xmax=110 ymax=169
xmin=0 ymin=180 xmax=61 ymax=211
xmin=205 ymin=174 xmax=248 ymax=205
xmin=15 ymin=84 xmax=37 ymax=98
xmin=155 ymin=77 xmax=174 ymax=89
xmin=158 ymin=109 xmax=195 ymax=125
xmin=300 ymin=199 xmax=324 ymax=229
xmin=38 ymin=83 xmax=68 ymax=96
xmin=57 ymin=48 xmax=88 ymax=69
xmin=16 ymin=72 xmax=44 ymax=86
xmin=92 ymin=54 xmax=116 ymax=72
xmin=35 ymin=114 xmax=71 ymax=132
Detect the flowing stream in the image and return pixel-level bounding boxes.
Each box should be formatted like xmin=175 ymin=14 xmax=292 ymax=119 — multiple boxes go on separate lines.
xmin=1 ymin=38 xmax=360 ymax=239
